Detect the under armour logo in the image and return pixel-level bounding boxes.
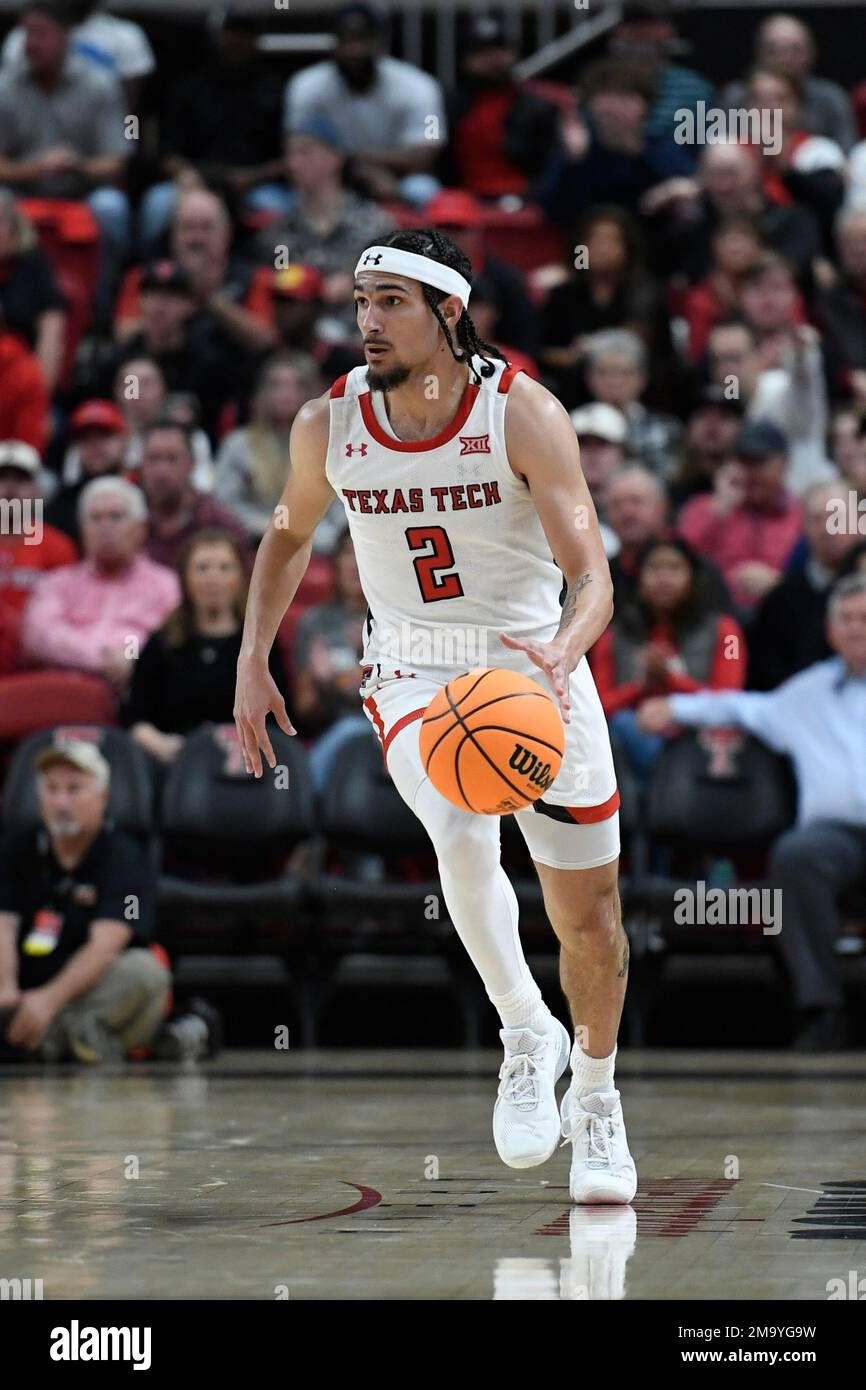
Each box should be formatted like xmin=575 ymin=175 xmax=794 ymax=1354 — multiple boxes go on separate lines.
xmin=362 ymin=253 xmax=383 ymax=266
xmin=346 ymin=442 xmax=368 ymax=457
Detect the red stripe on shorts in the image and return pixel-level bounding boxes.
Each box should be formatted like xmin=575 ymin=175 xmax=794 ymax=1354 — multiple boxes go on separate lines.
xmin=382 ymin=708 xmax=426 ymax=763
xmin=563 ymin=789 xmax=621 ymax=824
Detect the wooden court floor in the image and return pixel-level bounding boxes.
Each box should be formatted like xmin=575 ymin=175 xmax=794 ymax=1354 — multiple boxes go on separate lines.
xmin=1 ymin=1049 xmax=865 ymax=1300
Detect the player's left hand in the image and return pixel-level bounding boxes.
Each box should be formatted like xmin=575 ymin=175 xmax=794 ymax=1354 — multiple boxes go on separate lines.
xmin=498 ymin=632 xmax=575 ymax=724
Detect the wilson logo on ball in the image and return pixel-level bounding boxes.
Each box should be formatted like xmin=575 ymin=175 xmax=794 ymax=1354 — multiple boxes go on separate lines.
xmin=508 ymin=744 xmax=555 ymax=791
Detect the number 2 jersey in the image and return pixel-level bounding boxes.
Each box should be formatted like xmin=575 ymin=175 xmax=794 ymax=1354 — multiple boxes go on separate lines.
xmin=323 ymin=354 xmax=617 ymax=810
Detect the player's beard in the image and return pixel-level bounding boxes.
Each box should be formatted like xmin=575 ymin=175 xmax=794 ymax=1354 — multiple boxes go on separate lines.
xmin=365 ymin=360 xmax=412 ymax=393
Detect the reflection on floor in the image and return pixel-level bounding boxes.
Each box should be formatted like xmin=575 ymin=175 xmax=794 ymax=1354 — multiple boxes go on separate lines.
xmin=1 ymin=1049 xmax=865 ymax=1300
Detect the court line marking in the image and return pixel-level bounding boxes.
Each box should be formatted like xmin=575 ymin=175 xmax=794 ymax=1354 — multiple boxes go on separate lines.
xmin=761 ymin=1184 xmax=825 ymax=1194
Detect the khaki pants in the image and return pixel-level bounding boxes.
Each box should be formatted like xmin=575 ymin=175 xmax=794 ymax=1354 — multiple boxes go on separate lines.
xmin=39 ymin=948 xmax=171 ymax=1060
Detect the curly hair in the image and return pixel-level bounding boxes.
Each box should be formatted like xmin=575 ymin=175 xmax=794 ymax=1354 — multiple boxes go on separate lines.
xmin=383 ymin=227 xmax=507 ymax=385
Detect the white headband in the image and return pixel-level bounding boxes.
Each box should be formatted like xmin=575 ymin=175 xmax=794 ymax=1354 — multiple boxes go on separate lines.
xmin=354 ymin=246 xmax=472 ymax=307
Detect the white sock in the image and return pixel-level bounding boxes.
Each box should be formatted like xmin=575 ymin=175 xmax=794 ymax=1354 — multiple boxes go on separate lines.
xmin=490 ymin=974 xmax=555 ymax=1034
xmin=571 ymin=1039 xmax=617 ymax=1097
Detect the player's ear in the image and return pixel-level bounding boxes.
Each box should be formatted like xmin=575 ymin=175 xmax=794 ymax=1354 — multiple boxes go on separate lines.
xmin=440 ymin=294 xmax=463 ymax=330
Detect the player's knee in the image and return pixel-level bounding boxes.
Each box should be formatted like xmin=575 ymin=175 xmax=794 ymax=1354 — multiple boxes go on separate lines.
xmin=553 ymin=883 xmax=621 ymax=951
xmin=430 ymin=806 xmax=500 ymax=882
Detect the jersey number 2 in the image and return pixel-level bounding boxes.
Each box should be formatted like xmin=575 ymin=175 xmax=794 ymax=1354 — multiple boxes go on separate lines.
xmin=405 ymin=526 xmax=464 ymax=603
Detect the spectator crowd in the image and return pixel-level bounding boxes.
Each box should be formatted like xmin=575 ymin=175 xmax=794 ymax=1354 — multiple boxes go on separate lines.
xmin=0 ymin=0 xmax=865 ymax=1054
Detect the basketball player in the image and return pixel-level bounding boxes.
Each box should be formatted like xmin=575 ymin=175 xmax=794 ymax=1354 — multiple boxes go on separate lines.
xmin=234 ymin=230 xmax=636 ymax=1204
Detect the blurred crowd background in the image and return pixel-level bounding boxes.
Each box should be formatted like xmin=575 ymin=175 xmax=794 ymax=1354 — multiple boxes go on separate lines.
xmin=1 ymin=0 xmax=865 ymax=1051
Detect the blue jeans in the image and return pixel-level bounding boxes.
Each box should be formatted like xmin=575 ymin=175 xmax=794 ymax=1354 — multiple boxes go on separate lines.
xmin=87 ymin=186 xmax=131 ymax=261
xmin=609 ymin=707 xmax=665 ymax=790
xmin=307 ymin=713 xmax=375 ymax=797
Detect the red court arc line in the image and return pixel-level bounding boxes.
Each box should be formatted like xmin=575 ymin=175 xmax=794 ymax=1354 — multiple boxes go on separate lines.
xmin=262 ymin=1182 xmax=382 ymax=1226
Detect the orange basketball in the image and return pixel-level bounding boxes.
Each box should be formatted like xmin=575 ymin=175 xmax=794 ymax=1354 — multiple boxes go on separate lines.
xmin=418 ymin=668 xmax=565 ymax=815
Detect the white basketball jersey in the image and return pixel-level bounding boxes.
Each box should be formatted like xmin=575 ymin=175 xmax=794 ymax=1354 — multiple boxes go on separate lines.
xmin=326 ymin=355 xmax=577 ymax=678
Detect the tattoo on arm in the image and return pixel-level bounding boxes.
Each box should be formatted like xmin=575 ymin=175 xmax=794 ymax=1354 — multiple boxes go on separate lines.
xmin=617 ymin=940 xmax=629 ymax=978
xmin=557 ymin=571 xmax=592 ymax=633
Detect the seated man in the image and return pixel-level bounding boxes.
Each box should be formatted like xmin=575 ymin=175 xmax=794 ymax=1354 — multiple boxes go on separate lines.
xmin=747 ymin=478 xmax=862 ymax=690
xmin=444 ymin=14 xmax=560 ymax=200
xmin=638 ymin=573 xmax=866 ymax=1050
xmin=583 ymin=329 xmax=682 ymax=480
xmin=605 ymin=463 xmax=730 ymax=610
xmin=22 ymin=475 xmax=180 ymax=694
xmin=139 ymin=420 xmax=250 ymax=571
xmin=106 ymin=261 xmax=238 ymax=442
xmin=118 ymin=189 xmax=278 ymax=358
xmin=0 ymin=738 xmax=168 ymax=1064
xmin=282 ymin=2 xmax=445 ymax=206
xmin=45 ymin=398 xmax=127 ymax=545
xmin=676 ymin=419 xmax=803 ymax=615
xmin=568 ymin=401 xmax=628 ymax=556
xmin=0 ymin=1 xmax=131 ymax=281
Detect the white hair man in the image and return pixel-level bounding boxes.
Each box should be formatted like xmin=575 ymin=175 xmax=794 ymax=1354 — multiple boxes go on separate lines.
xmin=22 ymin=475 xmax=179 ymax=692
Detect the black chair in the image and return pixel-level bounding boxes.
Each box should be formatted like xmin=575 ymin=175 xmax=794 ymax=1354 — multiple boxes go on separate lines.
xmin=2 ymin=725 xmax=155 ymax=841
xmin=498 ymin=730 xmax=640 ymax=937
xmin=157 ymin=723 xmax=316 ymax=962
xmin=623 ymin=728 xmax=798 ymax=1042
xmin=310 ymin=724 xmax=486 ymax=1043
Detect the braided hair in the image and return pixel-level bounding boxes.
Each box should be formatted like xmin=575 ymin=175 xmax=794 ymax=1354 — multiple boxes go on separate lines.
xmin=384 ymin=228 xmax=507 ymax=385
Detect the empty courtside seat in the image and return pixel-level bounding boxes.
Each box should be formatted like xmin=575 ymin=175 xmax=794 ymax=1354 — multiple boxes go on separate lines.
xmin=2 ymin=725 xmax=154 ymax=838
xmin=157 ymin=724 xmax=315 ymax=954
xmin=315 ymin=723 xmax=444 ymax=933
xmin=0 ymin=671 xmax=117 ymax=745
xmin=646 ymin=729 xmax=796 ymax=850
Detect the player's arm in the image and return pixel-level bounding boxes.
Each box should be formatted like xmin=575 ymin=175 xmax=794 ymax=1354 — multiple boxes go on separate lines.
xmin=501 ymin=374 xmax=614 ymax=722
xmin=235 ymin=393 xmax=336 ymax=776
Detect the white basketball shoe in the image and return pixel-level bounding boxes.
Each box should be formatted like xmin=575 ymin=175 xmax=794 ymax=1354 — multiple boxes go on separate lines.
xmin=493 ymin=1020 xmax=571 ymax=1169
xmin=560 ymin=1086 xmax=637 ymax=1204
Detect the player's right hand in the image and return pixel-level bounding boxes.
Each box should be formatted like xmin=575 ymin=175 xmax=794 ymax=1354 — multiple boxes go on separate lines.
xmin=234 ymin=658 xmax=296 ymax=778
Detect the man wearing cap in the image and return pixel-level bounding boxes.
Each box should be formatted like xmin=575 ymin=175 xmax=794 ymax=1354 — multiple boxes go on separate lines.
xmin=108 ymin=259 xmax=236 ymax=442
xmin=0 ymin=738 xmax=169 ymax=1063
xmin=256 ymin=118 xmax=395 ymax=325
xmin=45 ymin=400 xmax=127 ymax=545
xmin=121 ymin=190 xmax=278 ymax=358
xmin=677 ymin=419 xmax=804 ymax=614
xmin=0 ymin=439 xmax=76 ymax=657
xmin=283 ymin=4 xmax=445 ymax=206
xmin=445 ymin=14 xmax=560 ymax=200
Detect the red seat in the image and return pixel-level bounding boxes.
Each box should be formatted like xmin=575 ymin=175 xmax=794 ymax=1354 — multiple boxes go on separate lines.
xmin=480 ymin=205 xmax=567 ymax=276
xmin=0 ymin=670 xmax=117 ymax=743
